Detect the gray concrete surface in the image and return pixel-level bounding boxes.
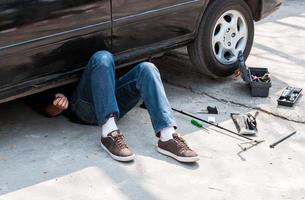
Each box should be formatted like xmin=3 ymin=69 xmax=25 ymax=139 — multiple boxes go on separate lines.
xmin=0 ymin=1 xmax=305 ymax=199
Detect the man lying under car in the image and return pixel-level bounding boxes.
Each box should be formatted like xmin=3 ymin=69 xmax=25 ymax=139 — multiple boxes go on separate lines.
xmin=30 ymin=51 xmax=199 ymax=163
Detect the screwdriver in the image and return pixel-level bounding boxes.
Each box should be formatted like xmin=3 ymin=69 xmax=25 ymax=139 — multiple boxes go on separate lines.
xmin=191 ymin=119 xmax=209 ymax=132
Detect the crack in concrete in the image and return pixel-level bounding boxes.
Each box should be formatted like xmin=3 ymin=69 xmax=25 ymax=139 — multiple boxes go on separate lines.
xmin=163 ymin=78 xmax=305 ymax=124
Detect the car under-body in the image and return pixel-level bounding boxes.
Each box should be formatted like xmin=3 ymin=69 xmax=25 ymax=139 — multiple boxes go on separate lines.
xmin=0 ymin=0 xmax=282 ymax=103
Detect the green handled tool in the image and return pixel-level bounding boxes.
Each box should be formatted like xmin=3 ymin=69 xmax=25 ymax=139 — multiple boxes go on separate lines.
xmin=191 ymin=119 xmax=209 ymax=132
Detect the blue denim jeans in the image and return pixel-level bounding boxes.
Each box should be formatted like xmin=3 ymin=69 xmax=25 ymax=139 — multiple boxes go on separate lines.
xmin=70 ymin=51 xmax=176 ymax=134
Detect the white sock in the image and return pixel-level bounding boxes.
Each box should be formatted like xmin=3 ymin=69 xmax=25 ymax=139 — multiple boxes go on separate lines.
xmin=102 ymin=117 xmax=118 ymax=138
xmin=160 ymin=126 xmax=175 ymax=142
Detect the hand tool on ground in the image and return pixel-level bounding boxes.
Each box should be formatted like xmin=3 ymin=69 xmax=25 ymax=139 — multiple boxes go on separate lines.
xmin=238 ymin=140 xmax=264 ymax=152
xmin=237 ymin=140 xmax=264 ymax=161
xmin=207 ymin=117 xmax=216 ymax=124
xmin=172 ymin=108 xmax=262 ymax=142
xmin=270 ymin=131 xmax=297 ymax=148
xmin=191 ymin=119 xmax=209 ymax=133
xmin=231 ymin=112 xmax=259 ymax=136
xmin=196 ymin=106 xmax=218 ymax=114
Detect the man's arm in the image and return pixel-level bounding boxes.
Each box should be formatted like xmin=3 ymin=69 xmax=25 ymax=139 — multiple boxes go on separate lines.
xmin=44 ymin=93 xmax=69 ymax=117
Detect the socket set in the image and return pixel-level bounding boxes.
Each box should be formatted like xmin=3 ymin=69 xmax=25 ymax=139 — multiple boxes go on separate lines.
xmin=277 ymin=87 xmax=302 ymax=107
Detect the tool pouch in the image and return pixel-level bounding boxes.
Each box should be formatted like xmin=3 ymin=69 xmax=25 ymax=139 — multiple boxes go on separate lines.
xmin=231 ymin=113 xmax=258 ymax=136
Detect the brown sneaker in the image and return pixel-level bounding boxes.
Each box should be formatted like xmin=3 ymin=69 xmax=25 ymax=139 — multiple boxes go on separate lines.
xmin=157 ymin=133 xmax=199 ymax=163
xmin=101 ymin=130 xmax=135 ymax=162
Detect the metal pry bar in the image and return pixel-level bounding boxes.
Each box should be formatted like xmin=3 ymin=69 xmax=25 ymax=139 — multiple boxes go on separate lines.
xmin=270 ymin=131 xmax=297 ymax=148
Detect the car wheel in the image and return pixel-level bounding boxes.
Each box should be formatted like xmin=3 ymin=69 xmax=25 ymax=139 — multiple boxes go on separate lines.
xmin=188 ymin=0 xmax=254 ymax=77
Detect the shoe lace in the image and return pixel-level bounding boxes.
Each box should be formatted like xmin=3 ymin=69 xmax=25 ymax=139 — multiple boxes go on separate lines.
xmin=174 ymin=135 xmax=191 ymax=151
xmin=113 ymin=134 xmax=128 ymax=149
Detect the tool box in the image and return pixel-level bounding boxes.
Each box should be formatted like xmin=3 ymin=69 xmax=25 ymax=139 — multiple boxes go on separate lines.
xmin=277 ymin=87 xmax=302 ymax=107
xmin=238 ymin=52 xmax=272 ymax=97
xmin=249 ymin=67 xmax=271 ymax=97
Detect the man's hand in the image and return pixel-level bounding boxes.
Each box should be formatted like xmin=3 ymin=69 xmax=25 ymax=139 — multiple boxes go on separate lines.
xmin=45 ymin=93 xmax=69 ymax=117
xmin=53 ymin=93 xmax=69 ymax=110
xmin=234 ymin=68 xmax=241 ymax=77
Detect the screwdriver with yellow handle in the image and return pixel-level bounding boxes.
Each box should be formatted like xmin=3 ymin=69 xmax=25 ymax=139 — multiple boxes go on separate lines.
xmin=191 ymin=119 xmax=209 ymax=133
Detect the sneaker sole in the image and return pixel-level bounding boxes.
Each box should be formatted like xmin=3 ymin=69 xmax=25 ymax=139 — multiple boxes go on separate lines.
xmin=100 ymin=143 xmax=135 ymax=162
xmin=157 ymin=147 xmax=199 ymax=163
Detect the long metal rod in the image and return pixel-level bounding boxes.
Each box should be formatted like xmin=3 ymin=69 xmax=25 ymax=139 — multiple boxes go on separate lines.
xmin=270 ymin=131 xmax=297 ymax=148
xmin=172 ymin=108 xmax=254 ymax=141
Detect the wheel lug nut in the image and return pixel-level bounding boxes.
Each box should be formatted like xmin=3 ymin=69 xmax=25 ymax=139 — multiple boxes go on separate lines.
xmin=231 ymin=33 xmax=236 ymax=37
xmin=227 ymin=28 xmax=230 ymax=32
xmin=228 ymin=42 xmax=231 ymax=46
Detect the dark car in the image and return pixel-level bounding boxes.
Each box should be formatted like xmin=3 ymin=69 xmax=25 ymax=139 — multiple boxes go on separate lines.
xmin=0 ymin=0 xmax=282 ymax=103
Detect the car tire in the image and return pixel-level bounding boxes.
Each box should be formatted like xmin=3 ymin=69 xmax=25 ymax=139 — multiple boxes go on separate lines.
xmin=188 ymin=0 xmax=254 ymax=77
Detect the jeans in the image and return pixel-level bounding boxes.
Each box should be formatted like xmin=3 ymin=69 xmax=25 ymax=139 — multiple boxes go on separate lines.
xmin=70 ymin=50 xmax=177 ymax=134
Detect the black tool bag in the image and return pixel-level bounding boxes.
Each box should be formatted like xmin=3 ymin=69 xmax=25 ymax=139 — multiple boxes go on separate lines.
xmin=231 ymin=113 xmax=258 ymax=136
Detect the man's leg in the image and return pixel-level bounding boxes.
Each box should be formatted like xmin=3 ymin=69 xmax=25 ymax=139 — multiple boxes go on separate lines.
xmin=115 ymin=62 xmax=199 ymax=162
xmin=70 ymin=50 xmax=134 ymax=162
xmin=116 ymin=62 xmax=176 ymax=133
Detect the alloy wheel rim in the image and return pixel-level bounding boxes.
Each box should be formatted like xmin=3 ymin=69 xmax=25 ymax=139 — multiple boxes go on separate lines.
xmin=212 ymin=10 xmax=248 ymax=65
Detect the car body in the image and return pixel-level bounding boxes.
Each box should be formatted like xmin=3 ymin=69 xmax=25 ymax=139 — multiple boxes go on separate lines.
xmin=0 ymin=0 xmax=282 ymax=103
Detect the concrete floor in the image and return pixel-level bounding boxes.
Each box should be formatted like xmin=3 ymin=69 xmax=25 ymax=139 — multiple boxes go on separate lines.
xmin=0 ymin=0 xmax=305 ymax=199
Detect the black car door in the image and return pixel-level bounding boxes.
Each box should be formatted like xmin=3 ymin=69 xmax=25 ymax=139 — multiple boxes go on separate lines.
xmin=0 ymin=0 xmax=111 ymax=90
xmin=111 ymin=0 xmax=205 ymax=54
